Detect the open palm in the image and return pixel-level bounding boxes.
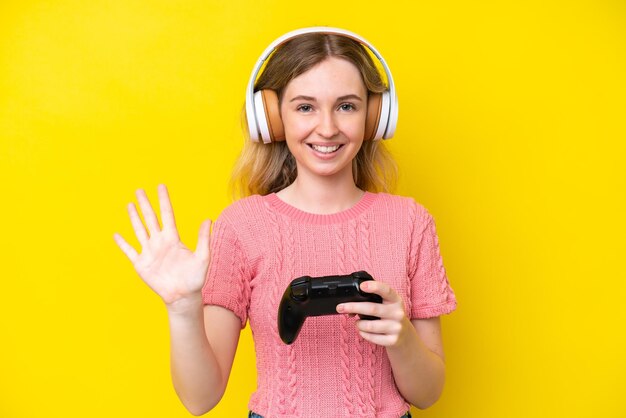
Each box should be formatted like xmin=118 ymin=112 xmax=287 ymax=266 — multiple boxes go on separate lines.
xmin=114 ymin=185 xmax=212 ymax=306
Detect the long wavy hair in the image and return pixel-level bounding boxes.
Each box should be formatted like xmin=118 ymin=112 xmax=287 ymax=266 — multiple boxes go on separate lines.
xmin=230 ymin=32 xmax=398 ymax=198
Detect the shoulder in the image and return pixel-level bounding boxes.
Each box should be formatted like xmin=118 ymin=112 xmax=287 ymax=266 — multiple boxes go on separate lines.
xmin=372 ymin=192 xmax=432 ymax=223
xmin=210 ymin=195 xmax=269 ymax=253
xmin=216 ymin=194 xmax=267 ymax=225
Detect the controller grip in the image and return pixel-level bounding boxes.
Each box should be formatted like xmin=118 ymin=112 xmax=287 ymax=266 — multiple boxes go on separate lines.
xmin=278 ymin=303 xmax=305 ymax=344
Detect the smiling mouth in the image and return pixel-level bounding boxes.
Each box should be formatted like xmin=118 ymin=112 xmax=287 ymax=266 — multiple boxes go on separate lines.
xmin=308 ymin=144 xmax=343 ymax=154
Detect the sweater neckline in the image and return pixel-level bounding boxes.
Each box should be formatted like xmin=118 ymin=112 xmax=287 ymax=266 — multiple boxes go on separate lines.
xmin=263 ymin=192 xmax=378 ymax=225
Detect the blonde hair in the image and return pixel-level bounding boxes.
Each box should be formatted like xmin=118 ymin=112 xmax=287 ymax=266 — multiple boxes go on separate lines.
xmin=230 ymin=32 xmax=398 ymax=198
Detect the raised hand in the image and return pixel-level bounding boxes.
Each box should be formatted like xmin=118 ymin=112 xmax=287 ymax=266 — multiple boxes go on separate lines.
xmin=113 ymin=184 xmax=212 ymax=309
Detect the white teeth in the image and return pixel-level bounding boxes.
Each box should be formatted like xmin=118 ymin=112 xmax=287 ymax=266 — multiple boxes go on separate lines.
xmin=311 ymin=144 xmax=341 ymax=153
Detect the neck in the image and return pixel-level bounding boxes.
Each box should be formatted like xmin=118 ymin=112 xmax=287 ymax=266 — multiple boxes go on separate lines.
xmin=277 ymin=175 xmax=365 ymax=215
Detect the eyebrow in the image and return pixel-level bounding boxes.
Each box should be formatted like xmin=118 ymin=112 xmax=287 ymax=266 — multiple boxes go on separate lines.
xmin=289 ymin=94 xmax=363 ymax=102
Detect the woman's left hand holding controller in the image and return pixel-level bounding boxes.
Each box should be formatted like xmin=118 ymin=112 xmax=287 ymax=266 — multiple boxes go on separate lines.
xmin=336 ymin=280 xmax=447 ymax=409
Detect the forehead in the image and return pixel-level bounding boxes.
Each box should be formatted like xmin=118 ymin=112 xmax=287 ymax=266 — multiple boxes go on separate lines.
xmin=283 ymin=57 xmax=366 ymax=98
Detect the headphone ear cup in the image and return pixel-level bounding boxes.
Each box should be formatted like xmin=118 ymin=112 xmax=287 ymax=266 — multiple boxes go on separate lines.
xmin=254 ymin=89 xmax=285 ymax=143
xmin=253 ymin=90 xmax=271 ymax=143
xmin=373 ymin=90 xmax=391 ymax=140
xmin=262 ymin=89 xmax=285 ymax=142
xmin=365 ymin=93 xmax=382 ymax=141
xmin=366 ymin=92 xmax=391 ymax=140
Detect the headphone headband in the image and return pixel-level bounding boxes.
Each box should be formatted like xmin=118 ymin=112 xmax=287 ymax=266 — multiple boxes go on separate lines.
xmin=245 ymin=27 xmax=398 ymax=143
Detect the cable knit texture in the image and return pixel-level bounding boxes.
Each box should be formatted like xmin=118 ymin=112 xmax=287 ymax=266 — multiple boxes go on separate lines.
xmin=202 ymin=192 xmax=456 ymax=418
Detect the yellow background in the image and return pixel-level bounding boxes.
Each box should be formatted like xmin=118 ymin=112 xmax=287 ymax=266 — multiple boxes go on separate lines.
xmin=1 ymin=0 xmax=624 ymax=417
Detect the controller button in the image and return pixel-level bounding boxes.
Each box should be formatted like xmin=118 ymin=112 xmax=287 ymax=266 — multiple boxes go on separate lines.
xmin=353 ymin=271 xmax=372 ymax=280
xmin=292 ymin=283 xmax=308 ymax=300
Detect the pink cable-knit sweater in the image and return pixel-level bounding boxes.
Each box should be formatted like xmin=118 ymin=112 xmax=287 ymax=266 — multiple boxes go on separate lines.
xmin=202 ymin=192 xmax=456 ymax=418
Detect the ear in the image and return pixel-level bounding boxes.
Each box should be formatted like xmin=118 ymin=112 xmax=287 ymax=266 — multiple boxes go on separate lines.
xmin=260 ymin=89 xmax=285 ymax=142
xmin=364 ymin=93 xmax=382 ymax=141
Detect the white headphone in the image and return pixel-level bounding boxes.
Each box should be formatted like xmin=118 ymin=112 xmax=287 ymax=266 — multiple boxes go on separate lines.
xmin=245 ymin=27 xmax=398 ymax=144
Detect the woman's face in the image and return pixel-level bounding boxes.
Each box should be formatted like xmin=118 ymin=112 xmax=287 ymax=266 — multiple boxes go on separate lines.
xmin=280 ymin=57 xmax=367 ymax=183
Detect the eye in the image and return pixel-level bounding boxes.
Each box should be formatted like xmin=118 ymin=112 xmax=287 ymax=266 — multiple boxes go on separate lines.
xmin=297 ymin=104 xmax=313 ymax=113
xmin=338 ymin=103 xmax=356 ymax=112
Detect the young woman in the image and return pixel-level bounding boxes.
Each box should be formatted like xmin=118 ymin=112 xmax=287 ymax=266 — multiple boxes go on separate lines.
xmin=114 ymin=27 xmax=456 ymax=418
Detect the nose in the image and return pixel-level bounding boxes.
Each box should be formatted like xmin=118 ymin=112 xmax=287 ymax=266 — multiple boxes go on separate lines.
xmin=315 ymin=110 xmax=340 ymax=139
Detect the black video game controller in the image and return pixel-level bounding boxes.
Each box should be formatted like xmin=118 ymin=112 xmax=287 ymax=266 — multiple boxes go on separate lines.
xmin=277 ymin=271 xmax=383 ymax=344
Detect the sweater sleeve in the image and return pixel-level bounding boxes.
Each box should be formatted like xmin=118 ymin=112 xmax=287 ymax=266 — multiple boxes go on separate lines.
xmin=408 ymin=206 xmax=457 ymax=319
xmin=201 ymin=216 xmax=251 ymax=328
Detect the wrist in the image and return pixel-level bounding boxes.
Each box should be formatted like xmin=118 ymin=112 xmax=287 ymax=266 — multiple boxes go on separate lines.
xmin=165 ymin=292 xmax=204 ymax=316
